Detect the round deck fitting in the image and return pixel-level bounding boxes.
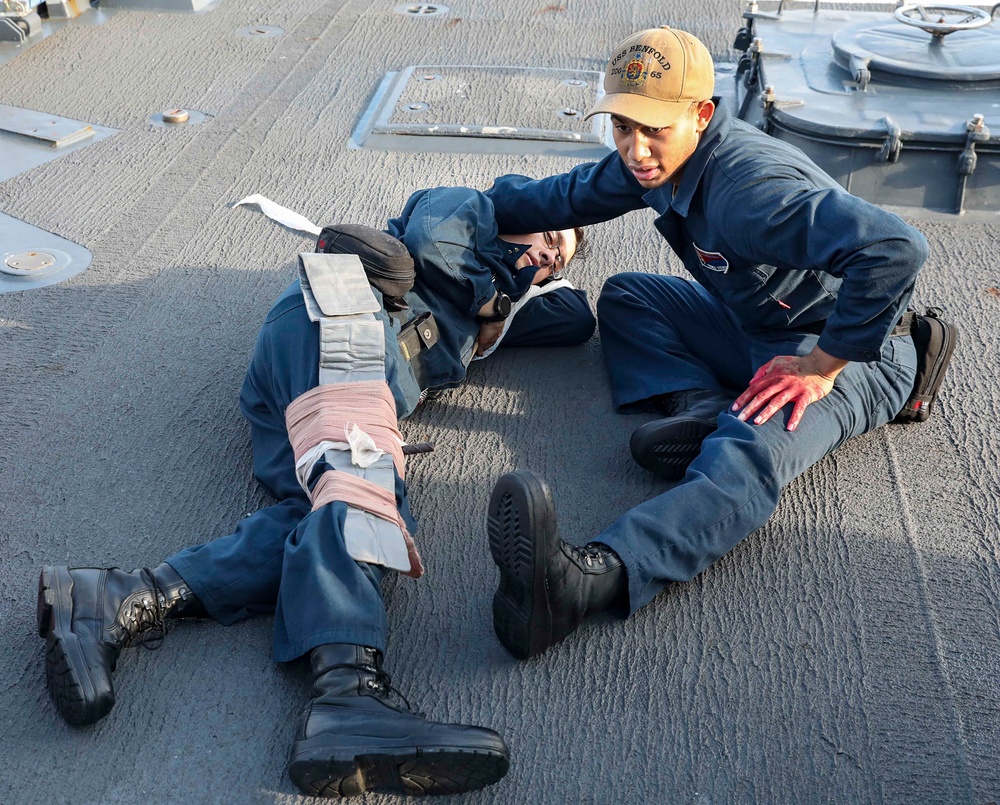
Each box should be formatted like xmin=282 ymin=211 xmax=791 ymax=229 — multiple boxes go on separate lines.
xmin=162 ymin=108 xmax=190 ymax=124
xmin=394 ymin=4 xmax=449 ymax=16
xmin=238 ymin=25 xmax=283 ymax=38
xmin=0 ymin=241 xmax=86 ymax=293
xmin=3 ymin=250 xmax=57 ymax=276
xmin=148 ymin=109 xmax=209 ymax=127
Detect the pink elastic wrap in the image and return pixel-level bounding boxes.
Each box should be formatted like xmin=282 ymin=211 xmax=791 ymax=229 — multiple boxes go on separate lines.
xmin=285 ymin=380 xmax=424 ymax=578
xmin=285 ymin=380 xmax=406 ymax=477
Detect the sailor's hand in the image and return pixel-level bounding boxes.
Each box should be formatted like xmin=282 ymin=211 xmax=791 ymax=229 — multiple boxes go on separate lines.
xmin=732 ymin=348 xmax=848 ymax=431
xmin=475 ymin=320 xmax=505 ymax=356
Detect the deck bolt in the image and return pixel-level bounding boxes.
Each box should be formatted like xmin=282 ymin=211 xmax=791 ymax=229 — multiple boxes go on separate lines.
xmin=162 ymin=108 xmax=190 ymax=124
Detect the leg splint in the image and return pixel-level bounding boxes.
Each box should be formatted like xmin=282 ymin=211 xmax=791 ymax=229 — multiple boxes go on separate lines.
xmin=286 ymin=254 xmax=424 ymax=578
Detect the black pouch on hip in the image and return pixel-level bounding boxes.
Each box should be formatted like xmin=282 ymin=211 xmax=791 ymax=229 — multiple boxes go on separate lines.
xmin=316 ymin=224 xmax=416 ymax=307
xmin=893 ymin=307 xmax=958 ymax=424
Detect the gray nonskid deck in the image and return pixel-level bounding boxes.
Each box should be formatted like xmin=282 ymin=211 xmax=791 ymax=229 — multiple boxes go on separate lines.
xmin=1 ymin=1 xmax=998 ymax=803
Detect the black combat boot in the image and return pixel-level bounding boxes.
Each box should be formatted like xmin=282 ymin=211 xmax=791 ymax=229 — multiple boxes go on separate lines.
xmin=37 ymin=562 xmax=205 ymax=726
xmin=629 ymin=388 xmax=732 ymax=479
xmin=287 ymin=644 xmax=510 ymax=798
xmin=487 ymin=471 xmax=627 ymax=660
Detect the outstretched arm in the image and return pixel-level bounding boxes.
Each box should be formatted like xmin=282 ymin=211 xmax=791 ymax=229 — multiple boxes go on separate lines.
xmin=486 ymin=151 xmax=646 ymax=234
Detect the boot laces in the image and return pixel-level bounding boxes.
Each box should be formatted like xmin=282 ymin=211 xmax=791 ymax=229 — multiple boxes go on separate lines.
xmin=570 ymin=544 xmax=608 ymax=569
xmin=325 ymin=662 xmax=416 ymax=713
xmin=662 ymin=394 xmax=683 ymax=418
xmin=133 ymin=568 xmax=169 ymax=651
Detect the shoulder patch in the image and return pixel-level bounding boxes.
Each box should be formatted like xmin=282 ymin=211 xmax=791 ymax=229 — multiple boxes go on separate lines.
xmin=693 ymin=243 xmax=730 ymax=273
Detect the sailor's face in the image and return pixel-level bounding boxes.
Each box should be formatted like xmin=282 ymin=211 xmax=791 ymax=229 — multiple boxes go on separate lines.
xmin=504 ymin=228 xmax=579 ymax=283
xmin=611 ymin=101 xmax=715 ymax=189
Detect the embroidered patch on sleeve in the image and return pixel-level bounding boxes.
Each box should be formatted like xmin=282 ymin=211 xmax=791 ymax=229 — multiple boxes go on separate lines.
xmin=693 ymin=243 xmax=730 ymax=273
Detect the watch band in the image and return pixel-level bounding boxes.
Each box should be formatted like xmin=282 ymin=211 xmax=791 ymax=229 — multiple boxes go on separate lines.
xmin=478 ymin=291 xmax=512 ymax=323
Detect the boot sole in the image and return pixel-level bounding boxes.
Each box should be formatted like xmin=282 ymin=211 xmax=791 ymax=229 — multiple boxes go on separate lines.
xmin=629 ymin=417 xmax=717 ymax=479
xmin=287 ymin=744 xmax=510 ymax=797
xmin=37 ymin=566 xmax=114 ymax=726
xmin=487 ymin=471 xmax=558 ymax=660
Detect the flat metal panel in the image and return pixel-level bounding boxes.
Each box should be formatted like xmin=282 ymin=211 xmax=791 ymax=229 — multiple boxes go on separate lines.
xmin=101 ymin=0 xmax=218 ymax=11
xmin=353 ymin=65 xmax=613 ymax=157
xmin=0 ymin=103 xmax=94 ymax=146
xmin=0 ymin=115 xmax=117 ymax=182
xmin=380 ymin=65 xmax=605 ymax=141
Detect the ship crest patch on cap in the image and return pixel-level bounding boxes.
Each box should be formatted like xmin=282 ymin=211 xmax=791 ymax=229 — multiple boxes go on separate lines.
xmin=622 ymin=54 xmax=648 ymax=86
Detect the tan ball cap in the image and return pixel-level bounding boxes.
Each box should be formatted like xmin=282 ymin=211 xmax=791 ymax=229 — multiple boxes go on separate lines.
xmin=586 ymin=26 xmax=715 ymax=128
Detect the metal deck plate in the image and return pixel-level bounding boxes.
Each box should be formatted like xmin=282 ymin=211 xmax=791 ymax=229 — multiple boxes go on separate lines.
xmin=102 ymin=0 xmax=219 ymax=11
xmin=352 ymin=65 xmax=613 ymax=157
xmin=0 ymin=107 xmax=117 ymax=183
xmin=0 ymin=103 xmax=95 ymax=146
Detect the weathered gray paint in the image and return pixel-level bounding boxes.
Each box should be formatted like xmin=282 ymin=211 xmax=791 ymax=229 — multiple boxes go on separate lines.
xmin=733 ymin=6 xmax=1000 ymax=214
xmin=1 ymin=2 xmax=998 ymax=804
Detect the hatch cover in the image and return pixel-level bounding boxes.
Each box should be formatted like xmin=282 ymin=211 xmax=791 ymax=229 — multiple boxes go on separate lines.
xmin=352 ymin=65 xmax=613 ymax=158
xmin=832 ymin=21 xmax=1000 ymax=82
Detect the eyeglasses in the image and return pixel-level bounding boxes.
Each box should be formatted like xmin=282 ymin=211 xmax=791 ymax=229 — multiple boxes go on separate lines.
xmin=543 ymin=231 xmax=565 ymax=276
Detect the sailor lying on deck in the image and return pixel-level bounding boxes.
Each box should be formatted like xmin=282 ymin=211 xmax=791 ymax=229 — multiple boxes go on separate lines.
xmin=36 ymin=186 xmax=592 ymax=798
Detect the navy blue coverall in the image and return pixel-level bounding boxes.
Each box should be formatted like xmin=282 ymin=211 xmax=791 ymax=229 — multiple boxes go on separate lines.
xmin=166 ymin=188 xmax=595 ymax=661
xmin=485 ymin=100 xmax=926 ymax=614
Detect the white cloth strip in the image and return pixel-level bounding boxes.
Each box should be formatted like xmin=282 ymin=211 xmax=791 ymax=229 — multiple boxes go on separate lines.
xmin=233 ymin=194 xmax=322 ymax=236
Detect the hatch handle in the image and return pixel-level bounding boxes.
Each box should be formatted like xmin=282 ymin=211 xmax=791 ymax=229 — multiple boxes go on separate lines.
xmin=878 ymin=116 xmax=902 ymax=164
xmin=849 ymin=54 xmax=872 ymax=91
xmin=894 ymin=4 xmax=992 ymax=37
xmin=958 ymin=114 xmax=990 ymax=176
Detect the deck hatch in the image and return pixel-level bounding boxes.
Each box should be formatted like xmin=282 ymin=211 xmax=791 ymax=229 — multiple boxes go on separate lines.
xmin=352 ymin=65 xmax=613 ymax=158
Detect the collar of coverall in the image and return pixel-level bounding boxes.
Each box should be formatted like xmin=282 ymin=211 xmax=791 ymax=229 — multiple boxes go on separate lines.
xmin=496 ymin=237 xmax=530 ymax=267
xmin=641 ymin=96 xmax=730 ymax=218
xmin=496 ymin=236 xmax=543 ymax=288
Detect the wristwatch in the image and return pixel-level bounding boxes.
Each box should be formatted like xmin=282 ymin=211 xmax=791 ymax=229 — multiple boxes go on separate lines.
xmin=478 ymin=291 xmax=512 ymax=323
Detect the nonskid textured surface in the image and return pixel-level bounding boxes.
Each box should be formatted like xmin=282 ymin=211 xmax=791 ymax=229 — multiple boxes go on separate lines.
xmin=2 ymin=0 xmax=999 ymax=803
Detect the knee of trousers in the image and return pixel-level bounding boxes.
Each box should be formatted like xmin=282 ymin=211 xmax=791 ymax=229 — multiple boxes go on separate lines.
xmin=598 ymin=272 xmax=690 ymax=314
xmin=598 ymin=271 xmax=647 ymax=308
